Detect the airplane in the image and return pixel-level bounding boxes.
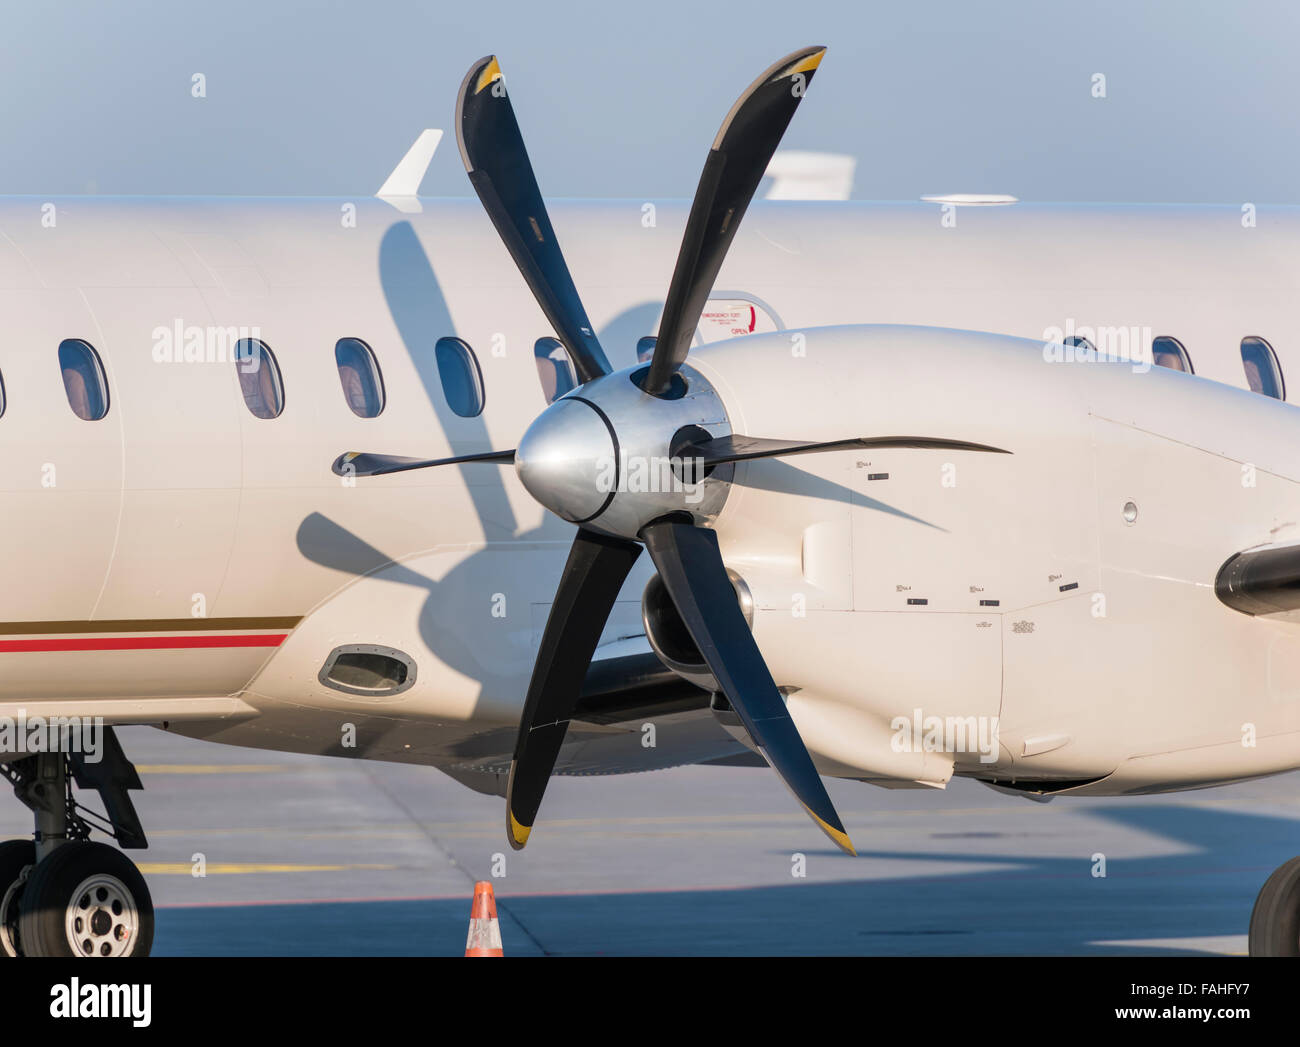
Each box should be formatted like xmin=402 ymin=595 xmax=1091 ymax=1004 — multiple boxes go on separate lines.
xmin=1 ymin=44 xmax=1300 ymax=958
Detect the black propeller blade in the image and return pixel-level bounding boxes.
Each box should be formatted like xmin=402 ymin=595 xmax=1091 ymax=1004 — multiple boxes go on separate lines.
xmin=679 ymin=434 xmax=1013 ymax=467
xmin=341 ymin=48 xmax=888 ymax=856
xmin=333 ymin=434 xmax=1009 ymax=480
xmin=639 ymin=517 xmax=855 ymax=855
xmin=506 ymin=529 xmax=642 ymax=849
xmin=456 ymin=56 xmax=612 ymax=385
xmin=332 ymin=449 xmax=515 ymax=478
xmin=644 ymin=45 xmax=826 ymax=396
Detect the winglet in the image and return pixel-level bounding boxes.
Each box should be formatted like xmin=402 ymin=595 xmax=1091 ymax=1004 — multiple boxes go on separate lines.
xmin=764 ymin=151 xmax=856 ymax=201
xmin=377 ymin=129 xmax=443 ymax=208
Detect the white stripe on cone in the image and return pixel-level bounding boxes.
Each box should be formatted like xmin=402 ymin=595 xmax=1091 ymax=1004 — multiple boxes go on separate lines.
xmin=466 ymin=917 xmax=503 ymax=952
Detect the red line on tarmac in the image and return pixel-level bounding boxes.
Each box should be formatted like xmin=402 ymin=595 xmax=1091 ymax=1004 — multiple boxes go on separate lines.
xmin=156 ymin=882 xmax=761 ymax=910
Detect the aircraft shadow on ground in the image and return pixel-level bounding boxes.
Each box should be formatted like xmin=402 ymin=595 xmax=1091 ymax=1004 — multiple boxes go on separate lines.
xmin=150 ymin=802 xmax=1300 ymax=956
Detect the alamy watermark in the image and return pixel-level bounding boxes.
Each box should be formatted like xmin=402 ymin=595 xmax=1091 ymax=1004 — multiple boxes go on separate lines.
xmin=0 ymin=710 xmax=105 ymax=762
xmin=594 ymin=453 xmax=707 ymax=502
xmin=890 ymin=708 xmax=1000 ymax=763
xmin=1041 ymin=320 xmax=1153 ymax=374
xmin=152 ymin=319 xmax=263 ymax=370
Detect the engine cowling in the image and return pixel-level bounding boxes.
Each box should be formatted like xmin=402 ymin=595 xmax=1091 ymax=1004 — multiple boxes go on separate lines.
xmin=641 ymin=568 xmax=753 ymax=692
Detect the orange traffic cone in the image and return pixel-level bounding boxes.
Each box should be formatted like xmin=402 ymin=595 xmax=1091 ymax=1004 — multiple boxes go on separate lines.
xmin=465 ymin=881 xmax=504 ymax=956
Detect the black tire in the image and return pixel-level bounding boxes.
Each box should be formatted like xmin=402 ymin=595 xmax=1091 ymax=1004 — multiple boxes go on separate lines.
xmin=0 ymin=839 xmax=36 ymax=957
xmin=1248 ymin=856 xmax=1300 ymax=956
xmin=18 ymin=841 xmax=153 ymax=957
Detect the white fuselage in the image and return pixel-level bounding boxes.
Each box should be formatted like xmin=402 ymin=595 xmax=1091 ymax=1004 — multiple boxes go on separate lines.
xmin=3 ymin=195 xmax=1300 ymax=796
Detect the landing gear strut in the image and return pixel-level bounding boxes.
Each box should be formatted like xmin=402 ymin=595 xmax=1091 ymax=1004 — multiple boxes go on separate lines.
xmin=1249 ymin=857 xmax=1300 ymax=956
xmin=0 ymin=728 xmax=153 ymax=957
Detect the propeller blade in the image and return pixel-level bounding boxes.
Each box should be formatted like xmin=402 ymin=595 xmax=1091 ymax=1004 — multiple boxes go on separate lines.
xmin=506 ymin=528 xmax=642 ymax=849
xmin=332 ymin=449 xmax=515 ymax=478
xmin=638 ymin=517 xmax=855 ymax=855
xmin=456 ymin=56 xmax=612 ymax=385
xmin=680 ymin=434 xmax=1012 ymax=467
xmin=644 ymin=46 xmax=826 ymax=395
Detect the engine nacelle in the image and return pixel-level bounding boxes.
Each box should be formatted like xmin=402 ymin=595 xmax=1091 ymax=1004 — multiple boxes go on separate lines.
xmin=641 ymin=568 xmax=753 ymax=693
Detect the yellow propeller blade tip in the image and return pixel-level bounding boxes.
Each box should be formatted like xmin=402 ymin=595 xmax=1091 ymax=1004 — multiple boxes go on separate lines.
xmin=778 ymin=48 xmax=827 ymax=79
xmin=804 ymin=804 xmax=856 ymax=856
xmin=507 ymin=810 xmax=532 ymax=849
xmin=476 ymin=57 xmax=503 ymax=95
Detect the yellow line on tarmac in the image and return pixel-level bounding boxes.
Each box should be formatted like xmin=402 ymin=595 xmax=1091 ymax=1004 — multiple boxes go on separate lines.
xmin=148 ymin=827 xmax=427 ymax=839
xmin=136 ymin=862 xmax=395 ymax=875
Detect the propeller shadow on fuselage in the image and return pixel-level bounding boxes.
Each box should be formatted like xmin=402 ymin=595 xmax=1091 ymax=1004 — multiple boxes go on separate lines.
xmin=293 ymin=219 xmax=957 ymax=757
xmin=735 ymin=458 xmax=946 ymax=529
xmin=295 ymin=511 xmax=521 ymax=721
xmin=376 ymin=219 xmax=521 ymax=542
xmin=296 ymin=225 xmax=661 ymax=739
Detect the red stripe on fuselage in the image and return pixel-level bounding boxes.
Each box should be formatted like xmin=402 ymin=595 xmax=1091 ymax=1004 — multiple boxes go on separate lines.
xmin=0 ymin=634 xmax=288 ymax=653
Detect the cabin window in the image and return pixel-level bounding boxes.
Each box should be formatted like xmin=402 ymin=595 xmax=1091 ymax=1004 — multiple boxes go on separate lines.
xmin=1241 ymin=336 xmax=1284 ymax=399
xmin=534 ymin=337 xmax=577 ymax=404
xmin=1152 ymin=336 xmax=1193 ymax=373
xmin=636 ymin=336 xmax=657 ymax=363
xmin=435 ymin=337 xmax=485 ymax=417
xmin=1063 ymin=335 xmax=1095 ymax=358
xmin=58 ymin=339 xmax=109 ymax=421
xmin=234 ymin=338 xmax=285 ymax=419
xmin=335 ymin=338 xmax=385 ymax=418
xmin=0 ymin=368 xmax=5 ymax=418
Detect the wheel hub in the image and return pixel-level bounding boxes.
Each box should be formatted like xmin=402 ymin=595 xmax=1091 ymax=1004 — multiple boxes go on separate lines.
xmin=66 ymin=874 xmax=139 ymax=957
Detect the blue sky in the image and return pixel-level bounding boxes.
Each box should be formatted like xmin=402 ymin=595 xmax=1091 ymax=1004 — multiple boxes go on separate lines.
xmin=1 ymin=0 xmax=1297 ymax=202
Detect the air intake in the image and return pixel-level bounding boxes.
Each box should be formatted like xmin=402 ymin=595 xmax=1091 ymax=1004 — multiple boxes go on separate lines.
xmin=319 ymin=644 xmax=417 ymax=698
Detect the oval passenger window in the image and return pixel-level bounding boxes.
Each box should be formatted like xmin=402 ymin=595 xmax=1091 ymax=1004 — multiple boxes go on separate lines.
xmin=1241 ymin=336 xmax=1284 ymax=399
xmin=335 ymin=338 xmax=385 ymax=418
xmin=58 ymin=339 xmax=110 ymax=421
xmin=534 ymin=337 xmax=577 ymax=404
xmin=1152 ymin=336 xmax=1193 ymax=373
xmin=435 ymin=336 xmax=485 ymax=418
xmin=234 ymin=338 xmax=285 ymax=419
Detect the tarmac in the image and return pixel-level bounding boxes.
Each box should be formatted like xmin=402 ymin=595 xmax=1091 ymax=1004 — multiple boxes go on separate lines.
xmin=3 ymin=725 xmax=1297 ymax=955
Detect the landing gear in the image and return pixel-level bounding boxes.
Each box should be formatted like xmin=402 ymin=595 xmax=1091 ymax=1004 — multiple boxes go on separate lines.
xmin=18 ymin=841 xmax=152 ymax=957
xmin=0 ymin=839 xmax=35 ymax=957
xmin=1248 ymin=857 xmax=1300 ymax=956
xmin=0 ymin=728 xmax=152 ymax=957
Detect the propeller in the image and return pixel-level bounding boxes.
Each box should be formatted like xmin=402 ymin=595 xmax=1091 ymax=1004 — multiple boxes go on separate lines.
xmin=332 ymin=449 xmax=515 ymax=478
xmin=455 ymin=56 xmax=612 ymax=385
xmin=639 ymin=517 xmax=854 ymax=852
xmin=336 ymin=48 xmax=1013 ymax=854
xmin=644 ymin=46 xmax=828 ymax=396
xmin=677 ymin=434 xmax=1012 ymax=468
xmin=506 ymin=528 xmax=641 ymax=847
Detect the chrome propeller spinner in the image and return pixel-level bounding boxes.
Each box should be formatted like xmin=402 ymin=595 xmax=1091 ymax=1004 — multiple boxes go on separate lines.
xmin=513 ymin=365 xmax=734 ymax=540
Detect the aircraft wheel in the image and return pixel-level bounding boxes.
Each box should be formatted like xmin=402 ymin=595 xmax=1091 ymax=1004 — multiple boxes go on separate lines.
xmin=18 ymin=841 xmax=153 ymax=957
xmin=1248 ymin=856 xmax=1300 ymax=956
xmin=0 ymin=839 xmax=36 ymax=957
